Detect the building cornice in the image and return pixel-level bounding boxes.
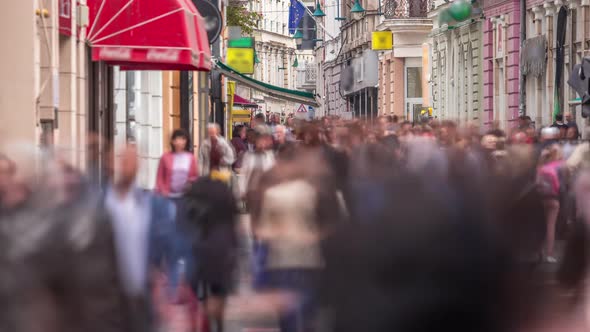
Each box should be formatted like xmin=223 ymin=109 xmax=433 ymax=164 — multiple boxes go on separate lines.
xmin=377 ymin=18 xmax=433 ymax=34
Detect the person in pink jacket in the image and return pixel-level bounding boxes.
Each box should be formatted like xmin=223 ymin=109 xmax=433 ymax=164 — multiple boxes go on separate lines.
xmin=155 ymin=129 xmax=198 ymax=198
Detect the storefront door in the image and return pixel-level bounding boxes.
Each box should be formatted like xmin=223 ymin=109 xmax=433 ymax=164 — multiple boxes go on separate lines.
xmin=405 ymin=62 xmax=423 ymax=122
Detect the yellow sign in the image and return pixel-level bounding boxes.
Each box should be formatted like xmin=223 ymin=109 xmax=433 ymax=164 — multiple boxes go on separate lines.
xmin=227 ymin=48 xmax=254 ymax=74
xmin=227 ymin=81 xmax=235 ymax=138
xmin=372 ymin=31 xmax=393 ymax=51
xmin=232 ymin=110 xmax=252 ymax=122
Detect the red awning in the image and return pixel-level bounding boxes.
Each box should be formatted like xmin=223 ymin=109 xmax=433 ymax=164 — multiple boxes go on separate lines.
xmin=233 ymin=94 xmax=258 ymax=108
xmin=87 ymin=0 xmax=211 ymax=71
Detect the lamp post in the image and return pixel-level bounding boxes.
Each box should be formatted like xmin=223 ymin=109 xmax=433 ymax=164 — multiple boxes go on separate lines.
xmin=351 ymin=0 xmax=365 ymax=20
xmin=312 ymin=1 xmax=326 ymax=17
xmin=293 ymin=29 xmax=304 ymax=46
xmin=336 ymin=0 xmax=345 ymax=20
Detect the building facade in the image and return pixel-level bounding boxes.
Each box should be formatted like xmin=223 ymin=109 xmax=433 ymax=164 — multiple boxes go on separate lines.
xmin=0 ymin=0 xmax=90 ymax=168
xmin=314 ymin=0 xmax=345 ymax=118
xmin=340 ymin=0 xmax=381 ymax=121
xmin=524 ymin=0 xmax=590 ymax=135
xmin=482 ymin=0 xmax=523 ymax=129
xmin=1 ymin=0 xmax=213 ymax=189
xmin=378 ymin=0 xmax=433 ymax=121
xmin=245 ymin=0 xmax=314 ymax=116
xmin=428 ymin=0 xmax=484 ymax=124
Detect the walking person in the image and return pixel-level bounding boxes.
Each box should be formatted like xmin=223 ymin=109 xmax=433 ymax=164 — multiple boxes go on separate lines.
xmin=104 ymin=145 xmax=178 ymax=332
xmin=239 ymin=125 xmax=276 ymax=203
xmin=177 ymin=177 xmax=240 ymax=332
xmin=231 ymin=125 xmax=248 ymax=171
xmin=199 ymin=123 xmax=236 ymax=179
xmin=155 ymin=129 xmax=198 ymax=200
xmin=537 ymin=144 xmax=565 ymax=263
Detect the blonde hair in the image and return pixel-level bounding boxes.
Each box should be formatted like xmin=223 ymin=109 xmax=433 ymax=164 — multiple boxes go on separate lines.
xmin=539 ymin=144 xmax=563 ymax=166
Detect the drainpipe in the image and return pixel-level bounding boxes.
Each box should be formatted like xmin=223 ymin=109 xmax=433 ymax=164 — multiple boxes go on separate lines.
xmin=519 ymin=0 xmax=526 ymax=116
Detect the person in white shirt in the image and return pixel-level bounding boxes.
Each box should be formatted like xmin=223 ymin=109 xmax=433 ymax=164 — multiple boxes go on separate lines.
xmin=105 ymin=144 xmax=177 ymax=332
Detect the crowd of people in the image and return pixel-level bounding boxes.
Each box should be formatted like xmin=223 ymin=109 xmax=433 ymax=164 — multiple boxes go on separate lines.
xmin=2 ymin=111 xmax=590 ymax=332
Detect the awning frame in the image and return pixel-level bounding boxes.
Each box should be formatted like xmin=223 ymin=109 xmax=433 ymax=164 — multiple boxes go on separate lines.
xmin=87 ymin=0 xmax=211 ymax=71
xmin=215 ymin=61 xmax=319 ymax=107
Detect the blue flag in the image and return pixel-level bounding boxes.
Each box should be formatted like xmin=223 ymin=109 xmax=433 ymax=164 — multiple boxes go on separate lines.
xmin=288 ymin=0 xmax=306 ymax=34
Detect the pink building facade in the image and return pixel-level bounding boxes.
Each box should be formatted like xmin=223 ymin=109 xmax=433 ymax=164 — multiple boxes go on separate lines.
xmin=482 ymin=0 xmax=522 ymax=129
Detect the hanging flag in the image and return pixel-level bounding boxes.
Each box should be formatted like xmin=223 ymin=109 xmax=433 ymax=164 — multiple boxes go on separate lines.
xmin=289 ymin=0 xmax=306 ymax=34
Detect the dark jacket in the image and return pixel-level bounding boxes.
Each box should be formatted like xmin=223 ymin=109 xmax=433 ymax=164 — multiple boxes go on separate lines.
xmin=177 ymin=178 xmax=239 ymax=294
xmin=0 ymin=188 xmax=129 ymax=332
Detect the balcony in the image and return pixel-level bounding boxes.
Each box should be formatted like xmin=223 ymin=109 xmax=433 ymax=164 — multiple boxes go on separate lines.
xmin=377 ymin=0 xmax=433 ymax=34
xmin=296 ymin=63 xmax=317 ymax=91
xmin=383 ymin=0 xmax=433 ymax=19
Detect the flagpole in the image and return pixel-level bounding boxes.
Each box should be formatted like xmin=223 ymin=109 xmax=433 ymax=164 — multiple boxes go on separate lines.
xmin=295 ymin=0 xmax=337 ymax=41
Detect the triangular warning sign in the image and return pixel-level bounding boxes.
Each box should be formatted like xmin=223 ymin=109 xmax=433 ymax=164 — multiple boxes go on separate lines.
xmin=296 ymin=104 xmax=307 ymax=113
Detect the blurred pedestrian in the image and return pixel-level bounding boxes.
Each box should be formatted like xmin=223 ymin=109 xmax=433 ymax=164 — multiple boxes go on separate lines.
xmin=551 ymin=114 xmax=569 ymax=139
xmin=155 ymin=129 xmax=198 ymax=199
xmin=565 ymin=112 xmax=579 ymax=137
xmin=537 ymin=144 xmax=565 ymax=263
xmin=231 ymin=125 xmax=248 ymax=171
xmin=246 ymin=128 xmax=256 ymax=152
xmin=273 ymin=124 xmax=295 ymax=158
xmin=105 ymin=145 xmax=178 ymax=332
xmin=199 ymin=123 xmax=236 ymax=178
xmin=252 ymin=157 xmax=342 ymax=332
xmin=0 ymin=143 xmax=129 ymax=332
xmin=177 ymin=177 xmax=240 ymax=332
xmin=240 ymin=125 xmax=275 ymax=202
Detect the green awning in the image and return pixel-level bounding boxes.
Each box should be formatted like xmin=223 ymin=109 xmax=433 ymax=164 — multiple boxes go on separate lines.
xmin=215 ymin=61 xmax=319 ymax=107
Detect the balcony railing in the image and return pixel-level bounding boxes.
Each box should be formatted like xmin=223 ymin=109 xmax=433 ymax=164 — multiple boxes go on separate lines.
xmin=296 ymin=63 xmax=317 ymax=91
xmin=305 ymin=66 xmax=317 ymax=83
xmin=383 ymin=0 xmax=433 ymax=19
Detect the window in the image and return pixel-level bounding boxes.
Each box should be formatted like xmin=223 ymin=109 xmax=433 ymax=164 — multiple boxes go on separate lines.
xmin=406 ymin=67 xmax=423 ymax=99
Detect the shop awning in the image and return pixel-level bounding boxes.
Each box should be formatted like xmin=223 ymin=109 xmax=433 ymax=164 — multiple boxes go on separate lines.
xmin=87 ymin=0 xmax=211 ymax=71
xmin=215 ymin=61 xmax=319 ymax=107
xmin=234 ymin=94 xmax=258 ymax=108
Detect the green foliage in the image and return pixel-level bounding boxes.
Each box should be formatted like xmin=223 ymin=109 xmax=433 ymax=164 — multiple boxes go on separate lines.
xmin=226 ymin=5 xmax=262 ymax=36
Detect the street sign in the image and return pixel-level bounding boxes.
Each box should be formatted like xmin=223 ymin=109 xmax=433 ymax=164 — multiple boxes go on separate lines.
xmin=227 ymin=48 xmax=254 ymax=74
xmin=372 ymin=31 xmax=393 ymax=51
xmin=296 ymin=104 xmax=308 ymax=113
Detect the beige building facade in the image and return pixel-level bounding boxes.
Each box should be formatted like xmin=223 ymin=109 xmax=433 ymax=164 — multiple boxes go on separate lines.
xmin=377 ymin=0 xmax=433 ymax=120
xmin=0 ymin=0 xmax=89 ymax=169
xmin=0 ymin=0 xmax=211 ymax=189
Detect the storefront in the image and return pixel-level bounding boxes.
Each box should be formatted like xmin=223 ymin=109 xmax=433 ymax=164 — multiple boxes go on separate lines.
xmin=429 ymin=2 xmax=483 ymax=124
xmin=524 ymin=0 xmax=590 ymax=135
xmin=86 ymin=0 xmax=211 ymax=186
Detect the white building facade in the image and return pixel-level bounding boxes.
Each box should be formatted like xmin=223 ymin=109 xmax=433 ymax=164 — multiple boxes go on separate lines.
xmin=246 ymin=0 xmax=316 ymax=116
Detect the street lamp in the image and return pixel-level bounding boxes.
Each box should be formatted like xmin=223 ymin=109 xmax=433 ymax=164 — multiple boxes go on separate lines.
xmin=293 ymin=29 xmax=304 ymax=46
xmin=351 ymin=0 xmax=365 ymax=20
xmin=312 ymin=1 xmax=326 ymax=17
xmin=292 ymin=56 xmax=299 ymax=68
xmin=335 ymin=0 xmax=345 ymax=20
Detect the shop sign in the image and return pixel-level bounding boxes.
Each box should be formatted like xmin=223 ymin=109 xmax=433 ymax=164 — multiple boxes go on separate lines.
xmin=227 ymin=48 xmax=254 ymax=74
xmin=59 ymin=0 xmax=72 ymax=36
xmin=372 ymin=31 xmax=393 ymax=51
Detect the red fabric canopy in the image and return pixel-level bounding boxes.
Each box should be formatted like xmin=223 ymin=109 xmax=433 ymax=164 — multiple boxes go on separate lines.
xmin=233 ymin=94 xmax=258 ymax=107
xmin=87 ymin=0 xmax=211 ymax=71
